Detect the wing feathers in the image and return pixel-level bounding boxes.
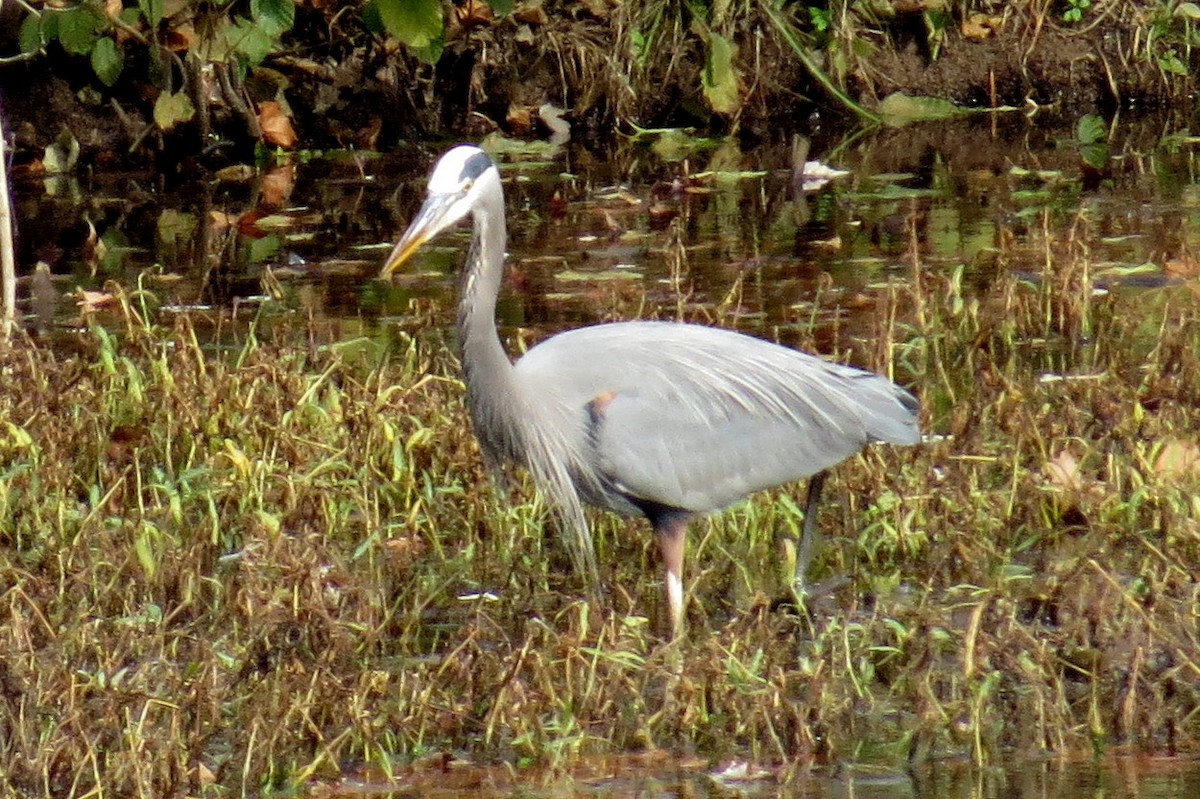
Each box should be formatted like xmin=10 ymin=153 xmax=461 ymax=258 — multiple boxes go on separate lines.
xmin=515 ymin=321 xmax=919 ymax=514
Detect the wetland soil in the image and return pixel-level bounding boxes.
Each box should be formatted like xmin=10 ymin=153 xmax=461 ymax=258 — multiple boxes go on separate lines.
xmin=0 ymin=3 xmax=1188 ymax=169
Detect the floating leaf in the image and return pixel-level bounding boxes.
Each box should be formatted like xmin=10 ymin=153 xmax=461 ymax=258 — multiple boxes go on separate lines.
xmin=701 ymin=31 xmax=739 ymax=115
xmin=878 ymin=92 xmax=966 ymax=125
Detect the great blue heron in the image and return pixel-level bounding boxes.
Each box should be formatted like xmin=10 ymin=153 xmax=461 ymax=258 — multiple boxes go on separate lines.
xmin=382 ymin=145 xmax=921 ymax=637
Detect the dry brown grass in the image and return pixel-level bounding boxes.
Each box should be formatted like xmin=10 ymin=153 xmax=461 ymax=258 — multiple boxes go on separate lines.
xmin=1 ymin=219 xmax=1199 ymax=795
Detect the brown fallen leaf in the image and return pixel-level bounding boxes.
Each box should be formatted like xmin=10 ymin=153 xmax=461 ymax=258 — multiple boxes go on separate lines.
xmin=506 ymin=104 xmax=535 ymax=135
xmin=514 ymin=1 xmax=549 ymax=25
xmin=962 ymin=13 xmax=1003 ymax=42
xmin=258 ymin=101 xmax=297 ymax=149
xmin=455 ymin=0 xmax=493 ymax=28
xmin=76 ymin=289 xmax=117 ymax=314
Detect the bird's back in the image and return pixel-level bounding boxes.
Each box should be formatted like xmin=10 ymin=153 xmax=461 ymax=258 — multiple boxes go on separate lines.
xmin=513 ymin=321 xmax=919 ymax=514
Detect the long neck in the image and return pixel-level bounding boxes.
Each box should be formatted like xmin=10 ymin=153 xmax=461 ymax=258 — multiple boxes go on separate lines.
xmin=457 ymin=186 xmax=523 ymax=465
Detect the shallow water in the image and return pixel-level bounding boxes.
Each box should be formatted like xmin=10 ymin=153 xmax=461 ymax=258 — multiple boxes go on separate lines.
xmin=318 ymin=753 xmax=1200 ymax=798
xmin=14 ymin=112 xmax=1200 ymax=360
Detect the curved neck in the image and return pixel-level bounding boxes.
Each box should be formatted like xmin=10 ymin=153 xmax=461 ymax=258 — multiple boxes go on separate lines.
xmin=458 ymin=185 xmax=509 ymax=368
xmin=457 ymin=184 xmax=523 ymax=462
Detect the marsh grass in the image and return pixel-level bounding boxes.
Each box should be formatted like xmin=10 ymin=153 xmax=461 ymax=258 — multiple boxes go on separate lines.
xmin=1 ymin=222 xmax=1199 ymax=795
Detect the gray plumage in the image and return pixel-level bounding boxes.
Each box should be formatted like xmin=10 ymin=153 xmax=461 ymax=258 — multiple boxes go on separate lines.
xmin=382 ymin=145 xmax=921 ymax=636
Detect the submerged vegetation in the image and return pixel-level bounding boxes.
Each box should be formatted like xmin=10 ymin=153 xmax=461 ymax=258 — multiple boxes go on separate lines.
xmin=1 ymin=196 xmax=1198 ymax=793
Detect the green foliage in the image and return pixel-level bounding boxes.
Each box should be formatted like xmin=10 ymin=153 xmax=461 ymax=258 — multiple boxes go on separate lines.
xmin=1157 ymin=48 xmax=1189 ymax=75
xmin=153 ymin=90 xmax=195 ymax=131
xmin=90 ymin=37 xmax=123 ymax=88
xmin=13 ymin=0 xmax=298 ymax=133
xmin=808 ymin=7 xmax=832 ymax=34
xmin=1062 ymin=0 xmax=1092 ymax=23
xmin=367 ymin=0 xmax=445 ymax=63
xmin=1075 ymin=114 xmax=1105 ymax=145
xmin=57 ymin=2 xmax=108 ymax=55
xmin=701 ymin=31 xmax=739 ymax=115
xmin=878 ymin=92 xmax=968 ymax=125
xmin=139 ymin=0 xmax=164 ymax=28
xmin=203 ymin=0 xmax=295 ymax=70
xmin=1075 ymin=113 xmax=1108 ymax=170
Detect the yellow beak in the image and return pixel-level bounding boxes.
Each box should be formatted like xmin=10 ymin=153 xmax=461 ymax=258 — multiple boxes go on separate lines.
xmin=380 ymin=194 xmax=459 ymax=278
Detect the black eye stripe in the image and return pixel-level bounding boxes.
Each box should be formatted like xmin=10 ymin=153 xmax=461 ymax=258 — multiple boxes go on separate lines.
xmin=460 ymin=150 xmax=493 ymax=182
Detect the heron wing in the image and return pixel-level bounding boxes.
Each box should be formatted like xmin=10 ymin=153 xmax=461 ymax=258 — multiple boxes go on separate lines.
xmin=514 ymin=321 xmax=919 ymax=513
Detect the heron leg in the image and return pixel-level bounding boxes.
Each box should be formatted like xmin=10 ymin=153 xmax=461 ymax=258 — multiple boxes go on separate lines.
xmin=654 ymin=513 xmax=691 ymax=639
xmin=795 ymin=470 xmax=828 ymax=593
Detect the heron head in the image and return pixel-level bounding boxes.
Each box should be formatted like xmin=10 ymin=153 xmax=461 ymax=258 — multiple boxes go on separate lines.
xmin=381 ymin=145 xmax=499 ymax=277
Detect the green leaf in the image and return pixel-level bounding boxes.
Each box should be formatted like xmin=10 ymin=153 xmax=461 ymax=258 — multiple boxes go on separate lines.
xmin=629 ymin=28 xmax=647 ymax=63
xmin=58 ymin=4 xmax=108 ymax=55
xmin=135 ymin=524 xmax=159 ymax=580
xmin=154 ymin=90 xmax=195 ymax=130
xmin=251 ymin=0 xmax=295 ymax=37
xmin=90 ymin=37 xmax=123 ymax=87
xmin=1075 ymin=114 xmax=1106 ymax=145
xmin=139 ymin=0 xmax=164 ymax=27
xmin=1079 ymin=142 xmax=1108 ymax=171
xmin=878 ymin=92 xmax=965 ymax=125
xmin=1158 ymin=50 xmax=1188 ymax=76
xmin=701 ymin=31 xmax=739 ymax=115
xmin=485 ymin=0 xmax=515 ymax=14
xmin=1176 ymin=2 xmax=1200 ymax=19
xmin=157 ymin=209 xmax=197 ymax=246
xmin=245 ymin=233 xmax=281 ymax=264
xmin=217 ymin=17 xmax=275 ymax=66
xmin=18 ymin=14 xmax=46 ymax=53
xmin=371 ymin=0 xmax=444 ymax=49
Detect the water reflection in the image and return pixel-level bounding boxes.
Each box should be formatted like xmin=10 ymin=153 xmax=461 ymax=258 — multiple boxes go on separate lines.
xmin=13 ymin=114 xmax=1199 ymax=359
xmin=321 ymin=756 xmax=1200 ymax=799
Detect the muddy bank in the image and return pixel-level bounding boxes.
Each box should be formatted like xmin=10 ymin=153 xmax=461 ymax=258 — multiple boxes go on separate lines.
xmin=0 ymin=2 xmax=1192 ymax=170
